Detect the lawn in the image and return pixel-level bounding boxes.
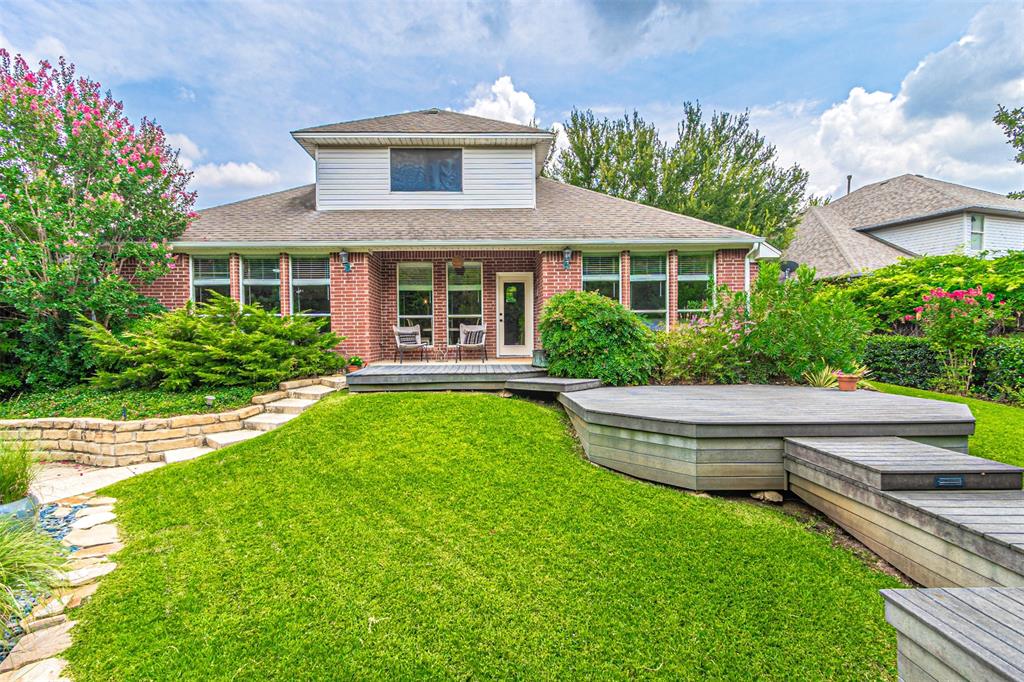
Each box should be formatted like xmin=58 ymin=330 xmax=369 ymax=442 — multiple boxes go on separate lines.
xmin=0 ymin=384 xmax=257 ymax=421
xmin=871 ymin=382 xmax=1024 ymax=468
xmin=66 ymin=392 xmax=900 ymax=680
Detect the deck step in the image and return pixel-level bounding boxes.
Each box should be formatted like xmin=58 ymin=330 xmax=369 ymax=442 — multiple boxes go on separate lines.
xmin=266 ymin=398 xmax=316 ymax=414
xmin=163 ymin=446 xmax=214 ymax=464
xmin=205 ymin=429 xmax=261 ymax=450
xmin=785 ymin=436 xmax=1023 ymax=491
xmin=286 ymin=384 xmax=336 ymax=400
xmin=244 ymin=412 xmax=297 ymax=431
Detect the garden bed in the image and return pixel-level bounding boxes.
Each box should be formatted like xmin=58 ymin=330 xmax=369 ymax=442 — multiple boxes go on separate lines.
xmin=0 ymin=385 xmax=258 ymax=421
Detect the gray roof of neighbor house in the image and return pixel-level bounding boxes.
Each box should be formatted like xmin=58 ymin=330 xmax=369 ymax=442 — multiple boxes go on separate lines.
xmin=784 ymin=174 xmax=1024 ymax=278
xmin=292 ymin=109 xmax=548 ymax=136
xmin=177 ymin=178 xmax=763 ymax=249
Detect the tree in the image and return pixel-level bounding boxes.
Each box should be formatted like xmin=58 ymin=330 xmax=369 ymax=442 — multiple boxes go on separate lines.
xmin=0 ymin=52 xmax=196 ymax=387
xmin=994 ymin=105 xmax=1024 ymax=199
xmin=550 ymin=103 xmax=811 ymax=247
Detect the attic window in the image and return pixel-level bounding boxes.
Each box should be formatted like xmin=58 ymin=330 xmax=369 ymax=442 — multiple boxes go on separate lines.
xmin=390 ymin=149 xmax=462 ymax=192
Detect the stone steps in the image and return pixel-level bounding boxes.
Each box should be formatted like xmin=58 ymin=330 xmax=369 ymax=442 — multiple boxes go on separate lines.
xmin=163 ymin=446 xmax=214 ymax=464
xmin=243 ymin=412 xmax=297 ymax=431
xmin=204 ymin=429 xmax=261 ymax=450
xmin=287 ymin=384 xmax=336 ymax=400
xmin=266 ymin=398 xmax=317 ymax=414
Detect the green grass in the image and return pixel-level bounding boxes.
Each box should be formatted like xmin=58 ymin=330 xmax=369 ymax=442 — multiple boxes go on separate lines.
xmin=871 ymin=382 xmax=1024 ymax=468
xmin=0 ymin=384 xmax=258 ymax=421
xmin=66 ymin=393 xmax=901 ymax=680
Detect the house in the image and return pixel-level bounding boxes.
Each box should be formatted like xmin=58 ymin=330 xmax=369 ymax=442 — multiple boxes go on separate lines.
xmin=784 ymin=174 xmax=1024 ymax=279
xmin=142 ymin=109 xmax=777 ymax=362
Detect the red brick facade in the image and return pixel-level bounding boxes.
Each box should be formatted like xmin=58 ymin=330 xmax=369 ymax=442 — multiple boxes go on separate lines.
xmin=140 ymin=247 xmax=754 ymax=361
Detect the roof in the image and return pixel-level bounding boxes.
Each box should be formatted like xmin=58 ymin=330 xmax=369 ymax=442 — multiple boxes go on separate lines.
xmin=292 ymin=109 xmax=548 ymax=136
xmin=784 ymin=174 xmax=1024 ymax=278
xmin=177 ymin=178 xmax=761 ymax=249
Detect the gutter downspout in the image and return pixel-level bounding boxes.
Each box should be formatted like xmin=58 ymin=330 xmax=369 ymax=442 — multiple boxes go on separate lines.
xmin=744 ymin=244 xmax=758 ymax=312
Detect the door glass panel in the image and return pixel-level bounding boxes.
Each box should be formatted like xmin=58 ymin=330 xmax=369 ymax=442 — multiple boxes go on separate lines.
xmin=502 ymin=282 xmax=526 ymax=346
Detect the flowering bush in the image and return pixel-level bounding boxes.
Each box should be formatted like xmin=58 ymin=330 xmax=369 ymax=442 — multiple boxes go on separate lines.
xmin=904 ymin=287 xmax=1012 ymax=394
xmin=657 ymin=309 xmax=751 ymax=384
xmin=0 ymin=52 xmax=196 ymax=388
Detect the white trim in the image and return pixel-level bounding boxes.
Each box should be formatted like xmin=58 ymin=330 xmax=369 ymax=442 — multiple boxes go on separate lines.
xmin=189 ymin=254 xmax=230 ymax=303
xmin=495 ymin=272 xmax=534 ymax=357
xmin=171 ymin=237 xmax=763 ymax=252
xmin=676 ymin=252 xmax=714 ymax=314
xmin=581 ymin=253 xmax=622 ymax=303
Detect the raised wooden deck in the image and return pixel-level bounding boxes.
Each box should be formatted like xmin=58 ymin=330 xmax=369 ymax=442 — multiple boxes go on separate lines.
xmin=346 ymin=363 xmax=546 ymax=392
xmin=882 ymin=587 xmax=1024 ymax=681
xmin=559 ymin=386 xmax=974 ymax=491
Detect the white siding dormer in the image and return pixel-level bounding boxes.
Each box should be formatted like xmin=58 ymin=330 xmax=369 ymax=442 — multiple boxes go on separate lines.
xmin=977 ymin=214 xmax=1024 ymax=255
xmin=870 ymin=213 xmax=966 ymax=255
xmin=316 ymin=146 xmax=536 ymax=210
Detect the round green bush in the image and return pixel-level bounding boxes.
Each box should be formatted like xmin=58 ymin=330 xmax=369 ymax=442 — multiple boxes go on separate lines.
xmin=863 ymin=335 xmax=939 ymax=389
xmin=539 ymin=291 xmax=659 ymax=386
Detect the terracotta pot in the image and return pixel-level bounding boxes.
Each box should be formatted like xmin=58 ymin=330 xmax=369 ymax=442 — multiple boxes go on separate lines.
xmin=836 ymin=375 xmax=860 ymax=392
xmin=347 ymin=365 xmax=362 ymax=374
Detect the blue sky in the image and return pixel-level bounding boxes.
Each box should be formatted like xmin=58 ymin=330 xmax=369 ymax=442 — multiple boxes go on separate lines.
xmin=2 ymin=0 xmax=1022 ymax=207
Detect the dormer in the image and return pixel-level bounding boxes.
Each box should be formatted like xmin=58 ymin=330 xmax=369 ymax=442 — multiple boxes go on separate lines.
xmin=290 ymin=109 xmax=554 ymax=211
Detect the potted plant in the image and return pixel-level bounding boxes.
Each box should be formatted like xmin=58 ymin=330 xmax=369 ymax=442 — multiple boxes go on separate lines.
xmin=346 ymin=356 xmax=365 ymax=374
xmin=834 ymin=370 xmax=861 ymax=392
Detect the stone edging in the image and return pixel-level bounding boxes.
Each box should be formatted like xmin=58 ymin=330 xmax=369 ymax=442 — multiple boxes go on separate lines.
xmin=0 ymin=376 xmax=345 ymax=468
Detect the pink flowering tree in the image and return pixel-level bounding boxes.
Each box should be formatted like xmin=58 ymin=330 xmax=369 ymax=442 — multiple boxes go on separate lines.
xmin=0 ymin=52 xmax=196 ymax=386
xmin=904 ymin=287 xmax=1012 ymax=394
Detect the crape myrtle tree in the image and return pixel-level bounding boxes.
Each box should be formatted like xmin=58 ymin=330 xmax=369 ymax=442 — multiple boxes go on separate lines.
xmin=550 ymin=102 xmax=811 ymax=248
xmin=0 ymin=52 xmax=196 ymax=387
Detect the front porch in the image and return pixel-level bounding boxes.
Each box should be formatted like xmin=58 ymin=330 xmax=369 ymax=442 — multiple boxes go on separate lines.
xmin=346 ymin=361 xmax=548 ymax=392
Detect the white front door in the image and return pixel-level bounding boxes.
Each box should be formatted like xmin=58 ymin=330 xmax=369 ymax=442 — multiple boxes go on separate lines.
xmin=496 ymin=273 xmax=534 ymax=357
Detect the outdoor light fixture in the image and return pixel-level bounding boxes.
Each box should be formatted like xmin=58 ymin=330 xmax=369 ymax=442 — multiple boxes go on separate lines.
xmin=452 ymin=255 xmax=465 ymax=275
xmin=204 ymin=395 xmax=216 ymax=407
xmin=340 ymin=250 xmax=351 ymax=273
xmin=562 ymin=247 xmax=572 ymax=270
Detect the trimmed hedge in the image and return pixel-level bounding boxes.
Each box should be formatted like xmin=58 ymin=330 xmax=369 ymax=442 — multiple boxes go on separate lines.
xmin=863 ymin=335 xmax=938 ymax=389
xmin=539 ymin=290 xmax=659 ymax=386
xmin=976 ymin=336 xmax=1024 ymax=401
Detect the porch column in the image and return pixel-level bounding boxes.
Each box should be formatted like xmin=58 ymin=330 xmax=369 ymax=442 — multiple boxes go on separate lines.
xmin=229 ymin=253 xmax=241 ymax=302
xmin=433 ymin=260 xmax=447 ymax=358
xmin=278 ymin=253 xmax=291 ymax=315
xmin=330 ymin=251 xmax=381 ymax=362
xmin=667 ymin=250 xmax=679 ymax=329
xmin=619 ymin=251 xmax=631 ymax=309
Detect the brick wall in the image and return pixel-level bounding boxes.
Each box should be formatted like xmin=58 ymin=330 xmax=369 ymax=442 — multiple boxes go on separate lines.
xmin=536 ymin=250 xmax=582 ymax=349
xmin=331 ymin=251 xmax=382 ymax=362
xmin=133 ymin=253 xmax=191 ymax=310
xmin=715 ymin=249 xmax=750 ymax=292
xmin=619 ymin=251 xmax=631 ymax=309
xmin=278 ymin=253 xmax=291 ymax=314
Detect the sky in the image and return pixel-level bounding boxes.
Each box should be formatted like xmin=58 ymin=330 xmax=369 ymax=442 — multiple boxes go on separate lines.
xmin=2 ymin=0 xmax=1022 ymax=208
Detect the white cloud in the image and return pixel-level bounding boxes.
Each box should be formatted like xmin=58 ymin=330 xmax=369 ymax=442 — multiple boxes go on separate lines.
xmin=176 ymin=86 xmax=196 ymax=102
xmin=0 ymin=31 xmax=68 ymax=69
xmin=192 ymin=161 xmax=279 ymax=189
xmin=749 ymin=3 xmax=1024 ymax=198
xmin=165 ymin=132 xmax=203 ymax=167
xmin=461 ymin=76 xmax=537 ymax=125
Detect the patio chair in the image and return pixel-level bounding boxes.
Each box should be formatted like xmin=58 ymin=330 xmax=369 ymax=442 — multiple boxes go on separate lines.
xmin=455 ymin=323 xmax=487 ymax=363
xmin=393 ymin=324 xmax=427 ymax=363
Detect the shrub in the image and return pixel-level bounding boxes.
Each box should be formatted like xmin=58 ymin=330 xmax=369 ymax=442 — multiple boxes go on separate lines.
xmin=976 ymin=335 xmax=1024 ymax=402
xmin=904 ymin=287 xmax=1013 ymax=394
xmin=0 ymin=442 xmax=35 ymax=505
xmin=863 ymin=335 xmax=938 ymax=389
xmin=539 ymin=291 xmax=659 ymax=386
xmin=741 ymin=263 xmax=871 ymax=382
xmin=78 ymin=293 xmax=345 ymax=391
xmin=0 ymin=516 xmax=64 ymax=622
xmin=656 ymin=311 xmax=750 ymax=384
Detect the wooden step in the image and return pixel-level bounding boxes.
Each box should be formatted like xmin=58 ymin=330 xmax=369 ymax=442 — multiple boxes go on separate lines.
xmin=163 ymin=446 xmax=214 ymax=463
xmin=205 ymin=430 xmax=261 ymax=450
xmin=244 ymin=412 xmax=297 ymax=431
xmin=266 ymin=398 xmax=316 ymax=414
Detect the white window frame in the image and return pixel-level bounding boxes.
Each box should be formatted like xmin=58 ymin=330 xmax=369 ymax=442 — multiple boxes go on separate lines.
xmin=397 ymin=262 xmax=435 ymax=346
xmin=629 ymin=253 xmax=668 ymax=329
xmin=189 ymin=255 xmax=230 ymax=303
xmin=582 ymin=253 xmax=621 ymax=302
xmin=290 ymin=256 xmax=331 ymax=318
xmin=446 ymin=261 xmax=483 ymax=345
xmin=677 ymin=252 xmax=715 ymax=315
xmin=241 ymin=256 xmax=282 ymax=313
xmin=970 ymin=213 xmax=985 ymax=251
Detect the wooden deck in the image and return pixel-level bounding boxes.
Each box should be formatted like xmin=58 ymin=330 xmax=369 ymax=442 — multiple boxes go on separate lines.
xmin=346 ymin=363 xmax=547 ymax=392
xmin=559 ymin=386 xmax=974 ymax=491
xmin=882 ymin=587 xmax=1024 ymax=681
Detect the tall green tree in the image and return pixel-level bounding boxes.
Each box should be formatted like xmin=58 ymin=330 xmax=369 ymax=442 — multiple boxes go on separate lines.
xmin=551 ymin=103 xmax=811 ymax=247
xmin=994 ymin=104 xmax=1024 ymax=199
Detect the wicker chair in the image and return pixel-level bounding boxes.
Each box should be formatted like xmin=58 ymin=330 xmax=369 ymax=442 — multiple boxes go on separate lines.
xmin=393 ymin=325 xmax=427 ymax=363
xmin=455 ymin=323 xmax=487 ymax=363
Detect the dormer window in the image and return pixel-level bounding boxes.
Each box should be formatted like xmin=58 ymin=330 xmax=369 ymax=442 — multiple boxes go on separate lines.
xmin=390 ymin=148 xmax=462 ymax=192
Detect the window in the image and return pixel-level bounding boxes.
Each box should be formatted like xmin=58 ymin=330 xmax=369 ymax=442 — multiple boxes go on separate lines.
xmin=390 ymin=148 xmax=462 ymax=192
xmin=191 ymin=256 xmax=230 ymax=303
xmin=242 ymin=257 xmax=281 ymax=313
xmin=970 ymin=214 xmax=985 ymax=251
xmin=583 ymin=254 xmax=620 ymax=301
xmin=291 ymin=257 xmax=330 ymax=326
xmin=630 ymin=254 xmax=667 ymax=330
xmin=398 ymin=263 xmax=434 ymax=345
xmin=677 ymin=253 xmax=714 ymax=315
xmin=447 ymin=262 xmax=482 ymax=344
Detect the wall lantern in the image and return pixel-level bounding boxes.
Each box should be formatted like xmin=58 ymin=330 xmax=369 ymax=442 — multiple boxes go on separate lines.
xmin=452 ymin=255 xmax=465 ymax=275
xmin=562 ymin=247 xmax=573 ymax=270
xmin=340 ymin=250 xmax=351 ymax=273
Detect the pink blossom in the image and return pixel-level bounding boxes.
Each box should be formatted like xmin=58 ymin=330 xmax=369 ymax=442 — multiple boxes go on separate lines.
xmin=987 ymin=293 xmax=995 ymax=301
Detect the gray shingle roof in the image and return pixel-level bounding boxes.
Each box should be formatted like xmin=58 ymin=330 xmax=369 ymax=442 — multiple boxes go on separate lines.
xmin=784 ymin=174 xmax=1024 ymax=277
xmin=179 ymin=178 xmax=760 ymax=246
xmin=292 ymin=109 xmax=548 ymax=136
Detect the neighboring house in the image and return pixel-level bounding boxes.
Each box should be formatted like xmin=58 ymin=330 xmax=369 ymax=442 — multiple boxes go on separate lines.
xmin=142 ymin=109 xmax=777 ymax=362
xmin=785 ymin=174 xmax=1024 ymax=278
